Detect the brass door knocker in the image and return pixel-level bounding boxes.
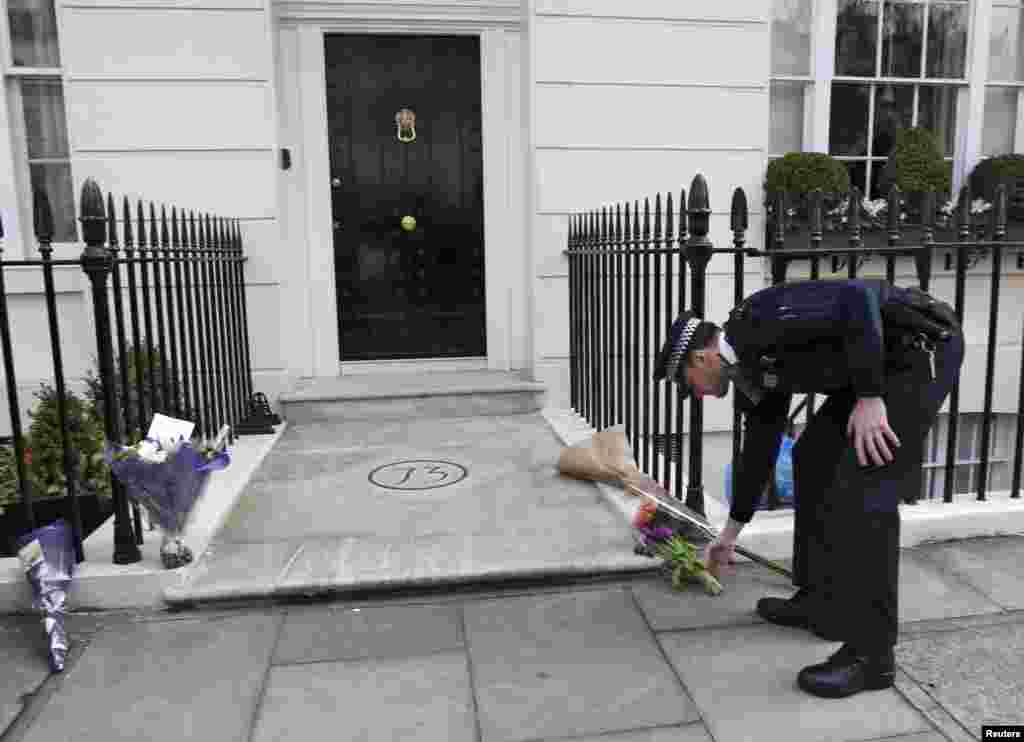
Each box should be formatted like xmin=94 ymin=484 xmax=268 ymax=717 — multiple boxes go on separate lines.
xmin=395 ymin=108 xmax=416 ymax=143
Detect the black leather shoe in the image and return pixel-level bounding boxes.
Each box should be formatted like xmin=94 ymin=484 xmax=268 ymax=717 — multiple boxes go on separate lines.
xmin=756 ymin=587 xmax=816 ymax=627
xmin=797 ymin=644 xmax=895 ymax=699
xmin=757 ymin=589 xmax=846 ymax=641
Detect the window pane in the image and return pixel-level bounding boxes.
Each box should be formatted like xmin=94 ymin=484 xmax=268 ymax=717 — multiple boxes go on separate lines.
xmin=981 ymin=87 xmax=1016 ymax=156
xmin=836 ymin=0 xmax=879 ymax=77
xmin=6 ymin=0 xmax=60 ymax=67
xmin=989 ymin=6 xmax=1024 ymax=82
xmin=29 ymin=163 xmax=76 ymax=242
xmin=867 ymin=158 xmax=889 ymax=198
xmin=873 ymin=84 xmax=914 ymax=156
xmin=927 ymin=3 xmax=968 ymax=79
xmin=772 ymin=0 xmax=813 ymax=75
xmin=21 ymin=79 xmax=70 ymax=159
xmin=830 ymin=83 xmax=871 ymax=155
xmin=881 ymin=2 xmax=923 ymax=78
xmin=919 ymin=85 xmax=959 ymax=156
xmin=843 ymin=159 xmax=868 ymax=193
xmin=771 ymin=81 xmax=805 ymax=154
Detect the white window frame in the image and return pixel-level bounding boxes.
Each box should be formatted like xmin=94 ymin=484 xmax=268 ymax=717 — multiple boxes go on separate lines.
xmin=0 ymin=0 xmax=77 ymax=259
xmin=771 ymin=0 xmax=1023 ymax=197
xmin=985 ymin=0 xmax=1024 ymax=155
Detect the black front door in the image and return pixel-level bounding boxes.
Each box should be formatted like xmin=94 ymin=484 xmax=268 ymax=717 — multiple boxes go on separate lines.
xmin=326 ymin=34 xmax=486 ymax=361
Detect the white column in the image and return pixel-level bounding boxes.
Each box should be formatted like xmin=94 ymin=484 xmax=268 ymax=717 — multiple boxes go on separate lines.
xmin=807 ymin=0 xmax=838 ymax=153
xmin=957 ymin=0 xmax=993 ymax=195
xmin=521 ymin=0 xmax=539 ymax=380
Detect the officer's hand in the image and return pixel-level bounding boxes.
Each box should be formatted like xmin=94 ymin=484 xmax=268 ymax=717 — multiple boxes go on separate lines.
xmin=703 ymin=537 xmax=737 ymax=580
xmin=847 ymin=397 xmax=901 ymax=467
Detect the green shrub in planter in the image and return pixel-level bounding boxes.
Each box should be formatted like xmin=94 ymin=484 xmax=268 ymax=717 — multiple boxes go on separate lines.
xmin=877 ymin=127 xmax=951 ymax=199
xmin=968 ymin=154 xmax=1024 ymax=220
xmin=765 ymin=152 xmax=851 ymax=199
xmin=24 ymin=383 xmax=111 ymax=502
xmin=0 ymin=445 xmax=22 ymax=515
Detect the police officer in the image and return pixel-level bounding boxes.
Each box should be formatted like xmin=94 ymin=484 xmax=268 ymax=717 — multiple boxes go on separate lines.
xmin=653 ymin=278 xmax=964 ymax=699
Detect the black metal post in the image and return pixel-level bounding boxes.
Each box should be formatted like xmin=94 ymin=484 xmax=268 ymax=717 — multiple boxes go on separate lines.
xmin=916 ymin=191 xmax=935 ymax=292
xmin=202 ymin=215 xmax=224 ymax=439
xmin=0 ymin=214 xmax=34 ymax=530
xmin=809 ymin=189 xmax=822 ymax=281
xmin=641 ymin=199 xmax=652 ymax=473
xmin=730 ymin=187 xmax=748 ymax=515
xmin=172 ymin=210 xmax=193 ymax=426
xmin=651 ymin=196 xmax=662 ymax=482
xmin=218 ymin=219 xmax=239 ymax=440
xmin=137 ymin=201 xmax=157 ymax=424
xmin=233 ymin=221 xmax=256 ymax=414
xmin=34 ymin=190 xmax=85 ymax=561
xmin=79 ymin=179 xmax=140 ymax=564
xmin=674 ymin=188 xmax=688 ymax=502
xmin=160 ymin=207 xmax=181 ymax=419
xmin=631 ymin=202 xmax=641 ymax=462
xmin=616 ymin=205 xmax=625 ymax=430
xmin=977 ymin=185 xmax=1006 ymax=501
xmin=568 ymin=216 xmax=577 ymax=412
xmin=191 ymin=212 xmax=212 ymax=440
xmin=943 ymin=185 xmax=971 ymax=503
xmin=662 ymin=193 xmax=675 ymax=490
xmin=604 ymin=207 xmax=613 ymax=428
xmin=150 ymin=204 xmax=170 ymax=415
xmin=848 ymin=187 xmax=862 ymax=279
xmin=623 ymin=205 xmax=634 ymax=454
xmin=772 ymin=192 xmax=788 ymax=285
xmin=886 ymin=186 xmax=900 ymax=284
xmin=122 ymin=198 xmax=146 ymax=441
xmin=107 ymin=196 xmax=133 ymax=452
xmin=684 ymin=174 xmax=713 ymax=516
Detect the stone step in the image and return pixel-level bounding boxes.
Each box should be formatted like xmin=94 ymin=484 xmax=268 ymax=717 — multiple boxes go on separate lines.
xmin=279 ymin=371 xmax=547 ymax=424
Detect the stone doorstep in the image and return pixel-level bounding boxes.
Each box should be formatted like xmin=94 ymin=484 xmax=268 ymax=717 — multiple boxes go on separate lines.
xmin=0 ymin=424 xmax=288 ymax=615
xmin=541 ymin=408 xmax=1024 ymax=563
xmin=280 ymin=371 xmax=547 ymax=402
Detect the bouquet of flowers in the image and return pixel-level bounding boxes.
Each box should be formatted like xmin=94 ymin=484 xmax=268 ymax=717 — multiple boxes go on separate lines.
xmin=106 ymin=414 xmax=230 ymax=569
xmin=632 ymin=497 xmax=722 ymax=596
xmin=14 ymin=518 xmax=75 ymax=672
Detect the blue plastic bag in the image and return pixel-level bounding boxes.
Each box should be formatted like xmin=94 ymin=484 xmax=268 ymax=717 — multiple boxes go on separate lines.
xmin=724 ymin=435 xmax=796 ymax=509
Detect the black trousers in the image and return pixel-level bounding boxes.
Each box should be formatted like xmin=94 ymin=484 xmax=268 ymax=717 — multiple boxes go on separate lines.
xmin=790 ymin=331 xmax=964 ymax=653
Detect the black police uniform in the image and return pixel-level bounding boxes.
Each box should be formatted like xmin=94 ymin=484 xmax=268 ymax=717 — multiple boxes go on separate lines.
xmin=721 ymin=279 xmax=964 ymax=657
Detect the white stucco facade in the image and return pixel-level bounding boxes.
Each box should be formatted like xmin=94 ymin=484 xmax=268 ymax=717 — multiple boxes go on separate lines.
xmin=1 ymin=0 xmax=1023 ymax=484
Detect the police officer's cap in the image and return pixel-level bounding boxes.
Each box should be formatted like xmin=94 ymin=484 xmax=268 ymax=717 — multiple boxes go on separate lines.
xmin=653 ymin=311 xmax=718 ymax=398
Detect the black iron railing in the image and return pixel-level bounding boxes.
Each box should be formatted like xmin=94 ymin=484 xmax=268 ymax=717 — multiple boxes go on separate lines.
xmin=1 ymin=177 xmax=275 ymax=564
xmin=566 ymin=175 xmax=1024 ymax=516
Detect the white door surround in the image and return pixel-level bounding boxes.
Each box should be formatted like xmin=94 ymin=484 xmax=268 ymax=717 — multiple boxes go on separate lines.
xmin=274 ymin=0 xmax=525 ymax=378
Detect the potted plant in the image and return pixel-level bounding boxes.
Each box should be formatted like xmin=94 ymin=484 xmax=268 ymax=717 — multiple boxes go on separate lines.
xmin=968 ymin=153 xmax=1024 ymax=241
xmin=765 ymin=153 xmax=852 ymax=248
xmin=875 ymin=127 xmax=952 ymax=232
xmin=0 ymin=383 xmax=113 ymax=557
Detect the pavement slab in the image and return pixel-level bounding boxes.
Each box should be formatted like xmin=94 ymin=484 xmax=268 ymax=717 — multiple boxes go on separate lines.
xmin=15 ymin=613 xmax=280 ymax=742
xmin=897 ymin=548 xmax=1005 ymax=623
xmin=630 ymin=563 xmax=793 ymax=632
xmin=912 ymin=537 xmax=1024 ymax=610
xmin=537 ymin=724 xmax=714 ymax=742
xmin=896 ymin=618 xmax=1024 ymax=733
xmin=250 ymin=651 xmax=477 ymax=742
xmin=272 ymin=601 xmax=463 ymax=664
xmin=462 ymin=588 xmax=699 ymax=742
xmin=0 ymin=616 xmax=52 ymax=736
xmin=658 ymin=624 xmax=932 ymax=742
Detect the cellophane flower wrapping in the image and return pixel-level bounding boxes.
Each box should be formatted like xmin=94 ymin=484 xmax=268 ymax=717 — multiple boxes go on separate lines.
xmin=105 ymin=438 xmax=229 ymax=567
xmin=14 ymin=518 xmax=75 ymax=672
xmin=632 ymin=499 xmax=722 ymax=596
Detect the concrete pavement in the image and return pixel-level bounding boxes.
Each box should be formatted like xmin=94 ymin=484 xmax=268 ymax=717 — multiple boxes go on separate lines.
xmin=3 ymin=535 xmax=1022 ymax=742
